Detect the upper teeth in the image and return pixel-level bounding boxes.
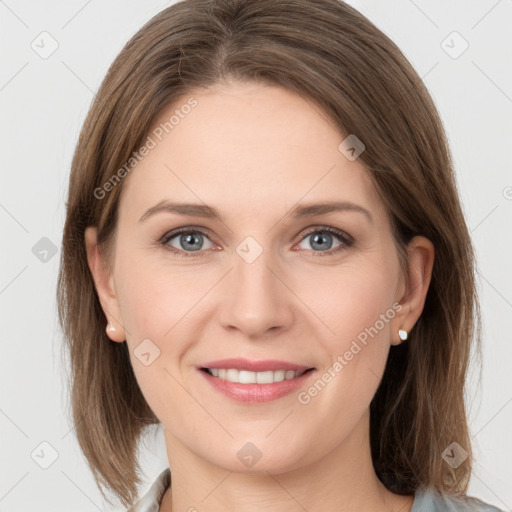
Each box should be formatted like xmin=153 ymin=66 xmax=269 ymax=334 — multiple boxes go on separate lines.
xmin=207 ymin=368 xmax=306 ymax=384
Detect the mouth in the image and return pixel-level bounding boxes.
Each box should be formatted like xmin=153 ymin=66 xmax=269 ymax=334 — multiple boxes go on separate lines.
xmin=198 ymin=358 xmax=316 ymax=402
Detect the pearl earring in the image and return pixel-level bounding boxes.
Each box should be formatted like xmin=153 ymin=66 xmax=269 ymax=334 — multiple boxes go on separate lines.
xmin=106 ymin=323 xmax=116 ymax=334
xmin=398 ymin=329 xmax=408 ymax=341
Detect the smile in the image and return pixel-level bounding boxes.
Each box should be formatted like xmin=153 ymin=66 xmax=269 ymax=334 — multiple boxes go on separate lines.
xmin=202 ymin=368 xmax=309 ymax=384
xmin=198 ymin=359 xmax=316 ymax=402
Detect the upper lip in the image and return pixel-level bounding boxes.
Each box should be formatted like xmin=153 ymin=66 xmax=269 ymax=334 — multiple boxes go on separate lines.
xmin=200 ymin=358 xmax=314 ymax=372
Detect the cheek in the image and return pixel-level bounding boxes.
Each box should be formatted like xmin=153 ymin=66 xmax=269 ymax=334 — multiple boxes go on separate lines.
xmin=112 ymin=251 xmax=209 ymax=409
xmin=295 ymin=259 xmax=398 ymax=407
xmin=302 ymin=258 xmax=398 ymax=349
xmin=113 ymin=266 xmax=190 ymax=424
xmin=114 ymin=249 xmax=194 ymax=337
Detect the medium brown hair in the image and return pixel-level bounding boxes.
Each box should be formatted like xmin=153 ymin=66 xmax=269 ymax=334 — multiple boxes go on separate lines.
xmin=57 ymin=0 xmax=481 ymax=507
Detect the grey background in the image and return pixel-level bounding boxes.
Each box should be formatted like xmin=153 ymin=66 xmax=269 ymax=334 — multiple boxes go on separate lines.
xmin=1 ymin=0 xmax=511 ymax=510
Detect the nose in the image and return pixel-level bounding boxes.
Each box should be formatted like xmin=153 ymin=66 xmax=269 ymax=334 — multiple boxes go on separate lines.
xmin=217 ymin=247 xmax=295 ymax=339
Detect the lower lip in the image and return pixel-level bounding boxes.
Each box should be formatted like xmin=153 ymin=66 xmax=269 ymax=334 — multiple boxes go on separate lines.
xmin=199 ymin=369 xmax=316 ymax=403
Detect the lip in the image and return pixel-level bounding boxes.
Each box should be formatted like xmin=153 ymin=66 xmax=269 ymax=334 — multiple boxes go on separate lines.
xmin=198 ymin=359 xmax=316 ymax=403
xmin=199 ymin=358 xmax=312 ymax=372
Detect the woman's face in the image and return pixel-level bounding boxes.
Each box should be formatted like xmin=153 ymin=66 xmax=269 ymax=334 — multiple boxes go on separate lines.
xmin=87 ymin=80 xmax=431 ymax=474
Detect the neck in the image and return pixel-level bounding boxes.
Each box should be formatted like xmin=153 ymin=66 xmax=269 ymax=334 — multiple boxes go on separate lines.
xmin=159 ymin=411 xmax=414 ymax=512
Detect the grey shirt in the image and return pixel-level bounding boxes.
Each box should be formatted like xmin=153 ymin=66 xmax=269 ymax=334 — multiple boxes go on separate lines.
xmin=126 ymin=468 xmax=505 ymax=512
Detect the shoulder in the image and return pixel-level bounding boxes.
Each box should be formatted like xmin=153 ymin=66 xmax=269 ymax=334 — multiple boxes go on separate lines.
xmin=412 ymin=486 xmax=506 ymax=512
xmin=125 ymin=468 xmax=171 ymax=512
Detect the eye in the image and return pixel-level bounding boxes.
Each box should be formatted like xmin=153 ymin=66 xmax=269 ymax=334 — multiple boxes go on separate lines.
xmin=295 ymin=227 xmax=354 ymax=256
xmin=161 ymin=228 xmax=216 ymax=257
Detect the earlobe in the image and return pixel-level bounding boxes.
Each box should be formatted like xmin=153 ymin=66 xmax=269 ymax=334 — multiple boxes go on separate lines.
xmin=392 ymin=236 xmax=435 ymax=345
xmin=84 ymin=227 xmax=126 ymax=342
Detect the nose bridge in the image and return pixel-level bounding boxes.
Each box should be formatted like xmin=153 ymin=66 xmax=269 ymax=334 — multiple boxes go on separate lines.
xmin=218 ymin=238 xmax=294 ymax=336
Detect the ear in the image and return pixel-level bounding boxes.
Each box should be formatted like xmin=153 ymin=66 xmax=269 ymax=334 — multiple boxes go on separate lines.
xmin=84 ymin=227 xmax=126 ymax=342
xmin=392 ymin=235 xmax=435 ymax=346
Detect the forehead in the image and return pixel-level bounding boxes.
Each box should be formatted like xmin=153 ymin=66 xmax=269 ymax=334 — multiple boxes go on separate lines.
xmin=118 ymin=81 xmax=384 ymax=224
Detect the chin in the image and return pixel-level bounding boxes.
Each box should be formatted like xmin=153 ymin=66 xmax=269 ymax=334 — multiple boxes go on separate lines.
xmin=204 ymin=439 xmax=312 ymax=475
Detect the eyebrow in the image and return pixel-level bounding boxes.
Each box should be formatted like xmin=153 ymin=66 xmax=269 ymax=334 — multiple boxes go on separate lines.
xmin=138 ymin=200 xmax=373 ymax=224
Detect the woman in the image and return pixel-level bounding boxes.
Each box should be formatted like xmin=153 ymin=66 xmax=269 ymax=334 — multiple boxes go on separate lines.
xmin=57 ymin=0 xmax=505 ymax=510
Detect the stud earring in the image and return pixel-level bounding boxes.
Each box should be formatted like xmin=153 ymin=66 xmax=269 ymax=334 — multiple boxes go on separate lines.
xmin=106 ymin=323 xmax=116 ymax=334
xmin=398 ymin=329 xmax=408 ymax=341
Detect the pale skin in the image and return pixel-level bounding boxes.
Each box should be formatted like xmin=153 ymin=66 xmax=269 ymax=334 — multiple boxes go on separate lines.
xmin=85 ymin=80 xmax=434 ymax=512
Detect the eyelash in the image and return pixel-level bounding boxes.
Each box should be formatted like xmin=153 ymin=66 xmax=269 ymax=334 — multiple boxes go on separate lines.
xmin=158 ymin=226 xmax=354 ymax=258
